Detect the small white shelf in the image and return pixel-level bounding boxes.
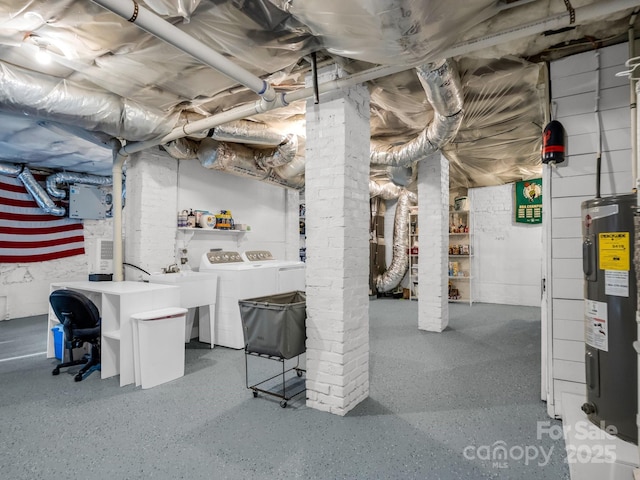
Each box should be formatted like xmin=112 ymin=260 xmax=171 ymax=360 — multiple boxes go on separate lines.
xmin=449 ymin=298 xmax=471 ymax=303
xmin=449 ymin=233 xmax=470 ymax=236
xmin=448 ymin=276 xmax=473 ymax=280
xmin=449 ymin=254 xmax=473 ymax=258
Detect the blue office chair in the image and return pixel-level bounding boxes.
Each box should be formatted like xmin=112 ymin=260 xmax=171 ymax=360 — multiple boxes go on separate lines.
xmin=49 ymin=289 xmax=101 ymax=382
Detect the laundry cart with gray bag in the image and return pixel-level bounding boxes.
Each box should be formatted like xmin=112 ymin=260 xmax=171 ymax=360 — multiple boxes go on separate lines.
xmin=238 ymin=291 xmax=306 ymax=408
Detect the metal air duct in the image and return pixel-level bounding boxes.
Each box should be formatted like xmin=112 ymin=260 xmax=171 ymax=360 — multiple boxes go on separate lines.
xmin=375 ymin=188 xmax=416 ymax=292
xmin=370 ymin=59 xmax=464 ymax=167
xmin=18 ymin=167 xmax=65 ymax=216
xmin=0 ymin=162 xmax=22 ymax=176
xmin=46 ymin=172 xmax=113 ymax=199
xmin=197 ymin=138 xmax=303 ymax=189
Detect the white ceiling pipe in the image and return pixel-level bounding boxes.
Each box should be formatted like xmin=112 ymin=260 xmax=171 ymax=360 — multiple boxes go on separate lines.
xmin=111 ymin=139 xmax=126 ymax=282
xmin=120 ymin=0 xmax=640 ymax=157
xmin=91 ymin=0 xmax=275 ymax=102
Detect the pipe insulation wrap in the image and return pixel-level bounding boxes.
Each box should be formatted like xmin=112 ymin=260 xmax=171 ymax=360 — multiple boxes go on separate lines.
xmin=18 ymin=167 xmax=65 ymax=216
xmin=46 ymin=172 xmax=113 ymax=199
xmin=370 ymin=59 xmax=464 ymax=167
xmin=0 ymin=162 xmax=23 ymax=176
xmin=376 ymin=189 xmax=414 ymax=292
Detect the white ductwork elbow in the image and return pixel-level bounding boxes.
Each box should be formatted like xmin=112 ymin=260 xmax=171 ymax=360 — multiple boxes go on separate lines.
xmin=46 ymin=172 xmax=113 ymax=199
xmin=18 ymin=167 xmax=65 ymax=216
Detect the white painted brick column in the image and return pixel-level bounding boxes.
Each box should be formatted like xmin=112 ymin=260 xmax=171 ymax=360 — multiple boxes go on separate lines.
xmin=124 ymin=149 xmax=178 ymax=277
xmin=418 ymin=152 xmax=449 ymax=332
xmin=305 ymin=69 xmax=370 ymax=415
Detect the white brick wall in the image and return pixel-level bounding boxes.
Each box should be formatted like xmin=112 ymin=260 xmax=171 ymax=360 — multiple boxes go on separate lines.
xmin=418 ymin=153 xmax=449 ymax=331
xmin=305 ymin=77 xmax=370 ymax=415
xmin=124 ymin=149 xmax=178 ymax=276
xmin=470 ymin=183 xmax=542 ymax=307
xmin=547 ymin=42 xmax=632 ymax=418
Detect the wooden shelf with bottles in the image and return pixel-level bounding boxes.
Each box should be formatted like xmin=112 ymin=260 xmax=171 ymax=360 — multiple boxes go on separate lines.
xmin=448 ymin=207 xmax=473 ymax=305
xmin=408 ymin=206 xmax=419 ymax=300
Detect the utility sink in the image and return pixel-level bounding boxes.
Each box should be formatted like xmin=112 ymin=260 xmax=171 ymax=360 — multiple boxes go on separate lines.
xmin=147 ymin=271 xmax=218 ymax=346
xmin=147 ymin=271 xmax=218 ymax=309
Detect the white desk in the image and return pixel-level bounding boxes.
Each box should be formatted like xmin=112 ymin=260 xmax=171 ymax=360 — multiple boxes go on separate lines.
xmin=47 ymin=281 xmax=180 ymax=387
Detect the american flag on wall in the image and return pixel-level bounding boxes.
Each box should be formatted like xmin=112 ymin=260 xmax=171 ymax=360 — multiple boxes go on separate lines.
xmin=0 ymin=174 xmax=84 ymax=262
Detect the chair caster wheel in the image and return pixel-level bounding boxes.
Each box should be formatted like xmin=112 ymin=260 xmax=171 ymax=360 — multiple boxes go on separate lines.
xmin=252 ymin=391 xmax=258 ymax=398
xmin=52 ymin=368 xmax=60 ymax=376
xmin=296 ymin=370 xmax=303 ymax=377
xmin=280 ymin=400 xmax=287 ymax=408
xmin=74 ymin=374 xmax=83 ymax=382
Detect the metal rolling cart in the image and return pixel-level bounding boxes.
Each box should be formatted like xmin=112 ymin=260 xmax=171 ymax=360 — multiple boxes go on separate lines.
xmin=238 ymin=291 xmax=306 ymax=408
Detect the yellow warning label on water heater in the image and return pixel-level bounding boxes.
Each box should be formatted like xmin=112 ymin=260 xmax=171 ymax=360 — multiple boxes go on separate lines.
xmin=598 ymin=232 xmax=629 ymax=271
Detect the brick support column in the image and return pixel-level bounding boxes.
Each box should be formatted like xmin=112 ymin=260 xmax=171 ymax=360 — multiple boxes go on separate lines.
xmin=124 ymin=149 xmax=178 ymax=277
xmin=418 ymin=153 xmax=449 ymax=332
xmin=305 ymin=69 xmax=370 ymax=415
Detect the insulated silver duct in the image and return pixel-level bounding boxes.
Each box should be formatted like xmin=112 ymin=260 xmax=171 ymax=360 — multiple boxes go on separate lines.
xmin=163 ymin=138 xmax=200 ymax=160
xmin=376 ymin=189 xmax=415 ymax=292
xmin=369 ymin=180 xmax=404 ymax=200
xmin=197 ymin=138 xmax=303 ymax=189
xmin=211 ymin=120 xmax=290 ymax=146
xmin=370 ymin=59 xmax=464 ymax=167
xmin=18 ymin=167 xmax=65 ymax=216
xmin=46 ymin=172 xmax=113 ymax=199
xmin=0 ymin=162 xmax=22 ymax=176
xmin=0 ymin=62 xmax=177 ymax=141
xmin=258 ymin=135 xmax=298 ymax=168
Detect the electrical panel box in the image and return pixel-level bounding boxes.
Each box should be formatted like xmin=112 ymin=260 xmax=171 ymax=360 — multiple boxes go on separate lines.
xmin=69 ymin=184 xmax=112 ymax=219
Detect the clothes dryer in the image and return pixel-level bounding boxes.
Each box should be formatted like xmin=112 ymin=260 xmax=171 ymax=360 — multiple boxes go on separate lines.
xmin=241 ymin=250 xmax=305 ymax=292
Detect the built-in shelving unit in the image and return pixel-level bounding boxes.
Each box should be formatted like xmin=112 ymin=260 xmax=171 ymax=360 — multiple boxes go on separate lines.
xmin=448 ymin=207 xmax=473 ymax=305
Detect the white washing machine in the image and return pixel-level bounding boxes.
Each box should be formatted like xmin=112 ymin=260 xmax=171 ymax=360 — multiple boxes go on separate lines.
xmin=199 ymin=250 xmax=280 ymax=349
xmin=241 ymin=250 xmax=305 ymax=293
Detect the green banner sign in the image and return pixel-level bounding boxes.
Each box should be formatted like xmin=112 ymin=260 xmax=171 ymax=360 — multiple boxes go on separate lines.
xmin=515 ymin=178 xmax=542 ymax=224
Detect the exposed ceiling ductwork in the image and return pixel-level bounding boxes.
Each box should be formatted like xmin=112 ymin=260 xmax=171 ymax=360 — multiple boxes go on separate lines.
xmin=0 ymin=0 xmax=635 ymax=186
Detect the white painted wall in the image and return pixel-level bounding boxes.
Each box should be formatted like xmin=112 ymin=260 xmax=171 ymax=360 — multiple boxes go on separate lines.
xmin=470 ymin=183 xmax=542 ymax=307
xmin=176 ymin=158 xmax=295 ymax=270
xmin=547 ymin=42 xmax=632 ymax=418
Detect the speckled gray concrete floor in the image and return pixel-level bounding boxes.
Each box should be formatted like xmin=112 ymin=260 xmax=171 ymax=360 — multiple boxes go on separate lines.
xmin=0 ymin=300 xmax=569 ymax=479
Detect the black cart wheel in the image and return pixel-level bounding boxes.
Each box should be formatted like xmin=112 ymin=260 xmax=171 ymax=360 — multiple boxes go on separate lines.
xmin=74 ymin=373 xmax=83 ymax=382
xmin=52 ymin=368 xmax=60 ymax=376
xmin=252 ymin=391 xmax=258 ymax=398
xmin=296 ymin=369 xmax=303 ymax=377
xmin=280 ymin=400 xmax=287 ymax=408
